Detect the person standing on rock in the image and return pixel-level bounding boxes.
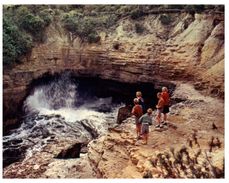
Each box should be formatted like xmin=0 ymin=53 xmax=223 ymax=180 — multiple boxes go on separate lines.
xmin=139 ymin=108 xmax=153 ymax=144
xmin=155 ymin=92 xmax=165 ymax=128
xmin=131 ymin=98 xmax=143 ymax=139
xmin=161 ymin=87 xmax=170 ymax=125
xmin=136 ymin=91 xmax=146 ymax=113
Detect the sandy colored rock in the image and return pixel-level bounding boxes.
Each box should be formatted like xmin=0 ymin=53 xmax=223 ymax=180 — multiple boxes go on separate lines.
xmin=3 ymin=12 xmax=224 ymax=127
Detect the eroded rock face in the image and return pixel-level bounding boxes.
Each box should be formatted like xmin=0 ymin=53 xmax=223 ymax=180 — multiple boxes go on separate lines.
xmin=3 ymin=12 xmax=224 ymax=131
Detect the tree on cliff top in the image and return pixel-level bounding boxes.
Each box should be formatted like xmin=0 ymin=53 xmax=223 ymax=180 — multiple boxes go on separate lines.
xmin=61 ymin=12 xmax=100 ymax=45
xmin=3 ymin=15 xmax=33 ymax=65
xmin=3 ymin=5 xmax=53 ymax=66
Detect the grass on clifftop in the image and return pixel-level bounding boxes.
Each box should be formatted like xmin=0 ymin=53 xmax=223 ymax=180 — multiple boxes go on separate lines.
xmin=3 ymin=5 xmax=224 ymax=66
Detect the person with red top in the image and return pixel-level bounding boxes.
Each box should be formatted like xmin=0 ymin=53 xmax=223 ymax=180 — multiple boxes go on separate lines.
xmin=155 ymin=92 xmax=165 ymax=128
xmin=161 ymin=87 xmax=170 ymax=125
xmin=131 ymin=98 xmax=143 ymax=139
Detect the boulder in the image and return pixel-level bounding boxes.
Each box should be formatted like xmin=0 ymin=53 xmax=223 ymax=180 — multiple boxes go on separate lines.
xmin=116 ymin=105 xmax=132 ymax=124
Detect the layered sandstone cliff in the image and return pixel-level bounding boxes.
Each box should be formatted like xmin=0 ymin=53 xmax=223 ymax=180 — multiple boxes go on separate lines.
xmin=3 ymin=12 xmax=224 ymax=130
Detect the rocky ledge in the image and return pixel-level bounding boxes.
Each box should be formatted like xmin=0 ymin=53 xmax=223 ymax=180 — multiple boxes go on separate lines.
xmin=87 ymin=83 xmax=224 ymax=178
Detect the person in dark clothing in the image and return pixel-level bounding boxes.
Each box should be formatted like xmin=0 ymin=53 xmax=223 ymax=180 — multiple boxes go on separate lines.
xmin=136 ymin=91 xmax=146 ymax=113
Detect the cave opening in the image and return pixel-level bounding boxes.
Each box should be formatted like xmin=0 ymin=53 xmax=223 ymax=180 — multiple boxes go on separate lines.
xmin=26 ymin=71 xmax=175 ymax=113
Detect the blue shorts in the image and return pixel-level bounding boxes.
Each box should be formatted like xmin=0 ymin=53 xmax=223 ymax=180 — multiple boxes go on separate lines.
xmin=141 ymin=124 xmax=149 ymax=134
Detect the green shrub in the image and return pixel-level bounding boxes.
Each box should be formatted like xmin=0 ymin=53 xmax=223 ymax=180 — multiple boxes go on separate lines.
xmin=166 ymin=5 xmax=187 ymax=9
xmin=61 ymin=13 xmax=100 ymax=43
xmin=159 ymin=14 xmax=172 ymax=25
xmin=87 ymin=32 xmax=100 ymax=43
xmin=78 ymin=17 xmax=97 ymax=41
xmin=16 ymin=6 xmax=31 ymax=19
xmin=15 ymin=6 xmax=52 ymax=41
xmin=3 ymin=16 xmax=32 ymax=65
xmin=39 ymin=9 xmax=53 ymax=26
xmin=19 ymin=13 xmax=47 ymax=42
xmin=130 ymin=8 xmax=145 ymax=19
xmin=62 ymin=12 xmax=79 ymax=33
xmin=214 ymin=5 xmax=224 ymax=12
xmin=20 ymin=14 xmax=46 ymax=34
xmin=3 ymin=5 xmax=52 ymax=66
xmin=193 ymin=5 xmax=205 ymax=13
xmin=135 ymin=23 xmax=145 ymax=34
xmin=107 ymin=14 xmax=119 ymax=28
xmin=184 ymin=5 xmax=205 ymax=13
xmin=99 ymin=14 xmax=118 ymax=29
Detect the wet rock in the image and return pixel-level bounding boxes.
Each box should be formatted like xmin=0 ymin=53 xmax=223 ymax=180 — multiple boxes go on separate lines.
xmin=44 ymin=115 xmax=53 ymax=120
xmin=30 ymin=126 xmax=49 ymax=138
xmin=80 ymin=119 xmax=99 ymax=139
xmin=11 ymin=139 xmax=23 ymax=145
xmin=42 ymin=128 xmax=51 ymax=139
xmin=23 ymin=120 xmax=36 ymax=129
xmin=35 ymin=116 xmax=45 ymax=121
xmin=54 ymin=114 xmax=61 ymax=118
xmin=96 ymin=104 xmax=112 ymax=113
xmin=3 ymin=146 xmax=27 ymax=168
xmin=55 ymin=125 xmax=64 ymax=128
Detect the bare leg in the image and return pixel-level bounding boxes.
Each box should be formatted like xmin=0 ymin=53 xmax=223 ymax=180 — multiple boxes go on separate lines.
xmin=142 ymin=134 xmax=147 ymax=144
xmin=145 ymin=134 xmax=148 ymax=144
xmin=156 ymin=113 xmax=161 ymax=125
xmin=136 ymin=125 xmax=139 ymax=137
xmin=136 ymin=124 xmax=141 ymax=138
xmin=139 ymin=124 xmax=142 ymax=137
xmin=163 ymin=113 xmax=167 ymax=122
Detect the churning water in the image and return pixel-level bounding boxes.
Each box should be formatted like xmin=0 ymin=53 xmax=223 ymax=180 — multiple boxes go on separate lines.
xmin=3 ymin=73 xmax=121 ymax=167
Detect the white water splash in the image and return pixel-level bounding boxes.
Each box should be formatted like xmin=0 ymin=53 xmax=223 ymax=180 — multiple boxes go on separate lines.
xmin=24 ymin=88 xmax=114 ymax=125
xmin=39 ymin=107 xmax=107 ymax=123
xmin=23 ymin=73 xmax=119 ymax=134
